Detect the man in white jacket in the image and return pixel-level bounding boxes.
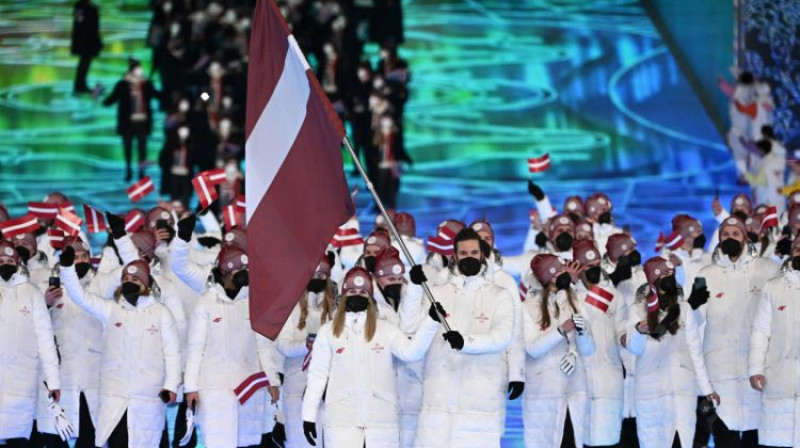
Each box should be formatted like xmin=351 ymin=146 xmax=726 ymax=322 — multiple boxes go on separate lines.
xmin=696 ymin=217 xmax=779 ymax=447
xmin=411 ymin=228 xmax=515 ymax=448
xmin=0 ymin=240 xmax=61 ymax=448
xmin=182 ymin=244 xmax=281 ymax=448
xmin=59 ymin=253 xmax=181 ymax=448
xmin=749 ymin=237 xmax=800 ymax=448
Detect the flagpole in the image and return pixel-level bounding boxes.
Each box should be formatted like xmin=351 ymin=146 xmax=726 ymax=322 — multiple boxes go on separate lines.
xmin=342 ymin=137 xmax=452 ymax=332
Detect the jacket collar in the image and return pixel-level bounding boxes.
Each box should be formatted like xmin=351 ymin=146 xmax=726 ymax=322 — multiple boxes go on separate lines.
xmin=0 ymin=272 xmax=28 ymax=288
xmin=119 ymin=294 xmax=156 ymax=310
xmin=785 ymin=269 xmax=800 ymax=287
xmin=209 ymin=282 xmax=249 ymax=303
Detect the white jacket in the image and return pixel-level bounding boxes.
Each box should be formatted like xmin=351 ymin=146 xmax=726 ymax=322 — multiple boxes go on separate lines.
xmin=0 ymin=273 xmax=60 ymax=440
xmin=521 ymin=289 xmax=594 ymax=447
xmin=35 ymin=272 xmax=105 ymax=436
xmin=696 ymin=250 xmax=779 ymax=430
xmin=392 ymin=236 xmax=426 ymax=267
xmin=671 ymin=248 xmax=711 ymax=291
xmin=302 ymin=313 xmax=439 ymax=448
xmin=577 ymin=282 xmax=625 ymax=446
xmin=748 ymin=268 xmax=800 ymax=446
xmin=184 ymin=284 xmax=280 ymax=448
xmin=413 ymin=270 xmax=515 ymax=448
xmin=61 ymin=265 xmax=181 ymax=448
xmin=627 ymin=301 xmax=713 ymax=448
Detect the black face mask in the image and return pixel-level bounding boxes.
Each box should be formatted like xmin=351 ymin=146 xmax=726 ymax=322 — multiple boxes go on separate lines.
xmin=458 ymin=257 xmax=482 ymax=277
xmin=693 ymin=234 xmax=707 ymax=250
xmin=345 ymin=295 xmax=369 ymax=313
xmin=628 ymin=250 xmax=642 ymax=266
xmin=0 ymin=264 xmax=17 ymax=281
xmin=363 ymin=256 xmax=376 ymax=273
xmin=792 ymin=256 xmax=800 ymax=271
xmin=584 ymin=266 xmax=601 ymax=284
xmin=555 ymin=232 xmax=574 ymax=252
xmin=731 ymin=210 xmax=748 ymax=222
xmin=747 ymin=232 xmax=760 ymax=244
xmin=16 ymin=247 xmax=31 ymax=264
xmin=121 ymin=282 xmax=141 ymax=306
xmin=720 ymin=238 xmax=743 ymax=258
xmin=555 ymin=272 xmax=571 ymax=290
xmin=233 ymin=270 xmax=249 ymax=288
xmin=75 ymin=262 xmax=92 ymax=279
xmin=597 ymin=211 xmax=612 ymax=225
xmin=307 ymin=278 xmax=327 ymax=294
xmin=224 ymin=287 xmax=241 ymax=300
xmin=659 ymin=275 xmax=678 ymax=295
xmin=382 ymin=284 xmax=402 ymax=310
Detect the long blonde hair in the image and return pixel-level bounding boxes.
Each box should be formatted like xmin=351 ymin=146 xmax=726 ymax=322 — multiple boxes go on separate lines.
xmin=332 ymin=295 xmax=377 ymax=342
xmin=297 ymin=280 xmax=336 ymax=330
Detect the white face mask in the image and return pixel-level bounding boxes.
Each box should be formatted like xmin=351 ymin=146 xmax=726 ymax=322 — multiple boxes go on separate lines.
xmin=170 ymin=22 xmax=181 ymax=36
xmin=178 ymin=127 xmax=190 ymax=140
xmin=163 ymin=1 xmax=173 ymax=13
xmin=323 ymin=44 xmax=336 ymax=57
xmin=219 ymin=119 xmax=231 ymax=137
xmin=380 ymin=118 xmax=393 ymax=134
xmin=225 ymin=162 xmax=238 ymax=180
xmin=373 ymin=78 xmax=384 ymax=91
xmin=221 ymin=96 xmax=233 ymax=109
xmin=358 ymin=69 xmax=370 ymax=82
xmin=178 ymin=100 xmax=190 ymax=113
xmin=132 ymin=66 xmax=144 ymax=78
xmin=380 ymin=50 xmax=389 ymax=59
xmin=208 ymin=62 xmax=223 ymax=78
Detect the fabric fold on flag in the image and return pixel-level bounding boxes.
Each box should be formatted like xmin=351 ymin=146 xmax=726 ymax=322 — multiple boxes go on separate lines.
xmin=528 ymin=154 xmax=551 ymax=173
xmin=586 ymin=285 xmax=614 ymax=313
xmin=28 ymin=202 xmax=59 ymax=219
xmin=127 ymin=176 xmax=155 ymax=202
xmin=330 ymin=227 xmax=363 ymax=248
xmin=223 ymin=204 xmax=244 ymax=231
xmin=0 ymin=214 xmax=40 ymax=238
xmin=125 ymin=210 xmax=145 ymax=233
xmin=192 ymin=173 xmax=219 ymax=209
xmin=55 ymin=208 xmax=83 ymax=237
xmin=83 ymin=204 xmax=108 ymax=234
xmin=761 ymin=206 xmax=779 ymax=231
xmin=245 ymin=0 xmax=354 ymax=339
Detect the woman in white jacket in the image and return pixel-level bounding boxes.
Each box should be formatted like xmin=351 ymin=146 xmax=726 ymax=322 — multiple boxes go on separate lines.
xmin=181 ymin=244 xmax=281 ymax=448
xmin=0 ymin=241 xmax=61 ymax=447
xmin=301 ymin=267 xmax=440 ymax=447
xmin=523 ymin=253 xmax=595 ymax=448
xmin=626 ymin=256 xmax=717 ymax=448
xmin=748 ymin=238 xmax=800 ymax=448
xmin=695 ymin=217 xmax=779 ymax=447
xmin=60 ymin=252 xmax=181 ymax=448
xmin=276 ymin=255 xmax=337 ymax=448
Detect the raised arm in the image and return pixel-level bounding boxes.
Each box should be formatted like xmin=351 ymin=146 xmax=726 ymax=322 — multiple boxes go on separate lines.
xmin=60 ymin=263 xmax=114 ymax=323
xmin=170 ymin=237 xmax=209 ymax=294
xmin=388 ymin=316 xmax=439 ymax=362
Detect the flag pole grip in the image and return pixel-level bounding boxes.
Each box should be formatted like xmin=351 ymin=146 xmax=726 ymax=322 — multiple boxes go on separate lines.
xmin=342 ymin=137 xmax=452 ymax=332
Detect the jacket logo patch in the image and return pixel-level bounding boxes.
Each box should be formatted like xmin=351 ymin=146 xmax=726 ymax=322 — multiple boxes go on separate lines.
xmin=18 ymin=306 xmax=31 ymax=316
xmin=474 ymin=312 xmax=489 ymax=323
xmin=371 ymin=343 xmax=385 ymax=354
xmin=146 ymin=324 xmax=159 ymax=335
xmin=715 ymin=293 xmax=724 ymax=299
xmin=114 ymin=322 xmax=123 ymax=327
xmin=778 ymin=305 xmax=787 ymax=311
xmin=56 ymin=303 xmax=64 ymax=309
xmin=213 ymin=317 xmax=222 ymax=323
xmin=336 ymin=347 xmax=345 ymax=354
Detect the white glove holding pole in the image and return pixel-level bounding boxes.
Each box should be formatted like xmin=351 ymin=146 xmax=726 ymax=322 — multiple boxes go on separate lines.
xmin=47 ymin=399 xmax=75 ymax=442
xmin=179 ymin=406 xmax=196 ymax=447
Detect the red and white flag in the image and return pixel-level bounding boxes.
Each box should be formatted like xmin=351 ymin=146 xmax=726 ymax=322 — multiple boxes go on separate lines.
xmin=234 ymin=372 xmax=271 ymax=405
xmin=200 ymin=168 xmax=228 ymax=186
xmin=0 ymin=214 xmax=39 ymax=238
xmin=223 ymin=204 xmax=245 ymax=231
xmin=192 ymin=173 xmax=219 ymax=209
xmin=586 ymin=285 xmax=614 ymax=313
xmin=245 ymin=0 xmax=354 ymax=339
xmin=83 ymin=204 xmax=107 ymax=234
xmin=301 ymin=350 xmax=312 ymax=372
xmin=330 ymin=227 xmax=364 ymax=248
xmin=125 ymin=210 xmax=145 ymax=233
xmin=426 ymin=226 xmax=457 ymax=255
xmin=518 ymin=281 xmax=528 ymax=302
xmin=761 ymin=205 xmax=779 ymax=231
xmin=55 ymin=208 xmax=83 ymax=236
xmin=647 ymin=292 xmax=660 ymax=313
xmin=654 ymin=231 xmax=665 ymax=252
xmin=664 ymin=231 xmax=684 ymax=251
xmin=528 ymin=154 xmax=551 ymax=173
xmin=127 ymin=176 xmax=155 ymax=203
xmin=48 ymin=228 xmax=66 ymax=250
xmin=234 ymin=195 xmax=246 ymax=214
xmin=28 ymin=202 xmax=59 ymax=219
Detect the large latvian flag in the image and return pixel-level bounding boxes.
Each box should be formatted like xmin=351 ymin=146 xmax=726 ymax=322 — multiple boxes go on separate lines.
xmin=245 ymin=0 xmax=354 ymax=339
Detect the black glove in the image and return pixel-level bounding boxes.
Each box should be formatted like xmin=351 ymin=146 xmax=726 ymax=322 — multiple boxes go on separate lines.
xmin=507 ymin=381 xmax=524 ymax=400
xmin=197 ymin=236 xmax=221 ymax=248
xmin=60 ymin=246 xmax=75 ymax=267
xmin=278 ymin=372 xmax=285 ymax=385
xmin=443 ymin=331 xmax=464 ymax=350
xmin=687 ymin=285 xmax=710 ymax=310
xmin=409 ymin=265 xmax=427 ymax=285
xmin=527 ymin=180 xmax=545 ymax=201
xmin=534 ymin=231 xmax=549 ymax=248
xmin=271 ymin=422 xmax=286 ymax=446
xmin=782 ymin=225 xmax=793 ymax=237
xmin=608 ymin=262 xmax=632 ymax=287
xmin=177 ymin=215 xmax=197 ymax=242
xmin=106 ymin=212 xmax=126 ymax=239
xmin=776 ymin=237 xmax=792 ymax=256
xmin=428 ymin=302 xmax=447 ymax=323
xmin=303 ymin=421 xmax=317 ymax=446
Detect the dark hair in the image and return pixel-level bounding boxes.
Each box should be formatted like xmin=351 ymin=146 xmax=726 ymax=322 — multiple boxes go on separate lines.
xmin=738 ymin=71 xmax=754 ymax=84
xmin=761 ymin=125 xmax=775 ymax=139
xmin=453 ymin=228 xmax=482 ymax=254
xmin=756 ymin=139 xmax=772 ymax=154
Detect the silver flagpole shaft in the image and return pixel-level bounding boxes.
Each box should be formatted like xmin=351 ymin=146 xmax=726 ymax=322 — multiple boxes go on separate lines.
xmin=342 ymin=137 xmax=452 ymax=333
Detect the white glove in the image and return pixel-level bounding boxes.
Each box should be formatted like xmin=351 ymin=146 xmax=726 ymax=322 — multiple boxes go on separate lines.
xmin=178 ymin=407 xmax=196 ymax=446
xmin=47 ymin=400 xmax=75 ymax=442
xmin=572 ymin=314 xmax=587 ymax=335
xmin=559 ymin=351 xmax=577 ymax=376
